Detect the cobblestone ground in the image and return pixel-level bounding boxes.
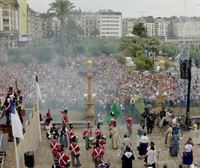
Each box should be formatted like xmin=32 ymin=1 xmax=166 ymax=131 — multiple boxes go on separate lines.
xmin=4 ymin=125 xmax=200 ymax=168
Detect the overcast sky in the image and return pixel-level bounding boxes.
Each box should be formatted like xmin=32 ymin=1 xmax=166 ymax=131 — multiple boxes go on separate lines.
xmin=29 ymin=0 xmax=200 ymax=17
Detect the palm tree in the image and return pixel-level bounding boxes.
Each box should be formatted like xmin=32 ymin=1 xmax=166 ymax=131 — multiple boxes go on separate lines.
xmin=48 ymin=0 xmax=75 ymax=29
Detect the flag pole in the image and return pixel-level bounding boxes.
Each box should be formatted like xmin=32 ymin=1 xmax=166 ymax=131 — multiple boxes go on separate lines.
xmin=36 ymin=95 xmax=42 ymax=142
xmin=14 ymin=138 xmax=20 ymax=168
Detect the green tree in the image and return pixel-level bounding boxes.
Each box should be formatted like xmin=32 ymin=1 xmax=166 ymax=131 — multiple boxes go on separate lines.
xmin=48 ymin=0 xmax=75 ymax=29
xmin=132 ymin=22 xmax=148 ymax=38
xmin=135 ymin=56 xmax=154 ymax=71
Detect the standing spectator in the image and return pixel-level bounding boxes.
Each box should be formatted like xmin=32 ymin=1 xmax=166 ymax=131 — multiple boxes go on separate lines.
xmin=183 ymin=138 xmax=193 ymax=167
xmin=138 ymin=132 xmax=149 ymax=159
xmin=96 ymin=112 xmax=103 ymax=126
xmin=126 ymin=115 xmax=133 ymax=137
xmin=137 ymin=124 xmax=145 ymax=150
xmin=110 ymin=121 xmax=121 ymax=150
xmin=120 ymin=134 xmax=133 ymax=158
xmin=69 ymin=136 xmax=81 ymax=167
xmin=146 ymin=144 xmax=157 ymax=168
xmin=165 ymin=124 xmax=172 ymax=147
xmin=121 ymin=146 xmax=135 ymax=168
xmin=169 ymin=133 xmax=179 ymax=156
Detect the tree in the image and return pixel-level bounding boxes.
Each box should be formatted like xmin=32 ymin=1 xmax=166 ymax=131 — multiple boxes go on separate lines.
xmin=135 ymin=56 xmax=154 ymax=71
xmin=48 ymin=0 xmax=75 ymax=29
xmin=132 ymin=22 xmax=148 ymax=38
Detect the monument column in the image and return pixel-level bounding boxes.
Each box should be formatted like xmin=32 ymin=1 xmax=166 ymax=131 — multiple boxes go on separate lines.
xmin=86 ymin=59 xmax=95 ymax=121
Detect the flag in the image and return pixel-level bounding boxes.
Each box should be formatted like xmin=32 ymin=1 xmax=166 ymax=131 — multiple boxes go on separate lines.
xmin=35 ymin=75 xmax=42 ymax=100
xmin=10 ymin=100 xmax=24 ymax=139
xmin=106 ymin=102 xmax=120 ymax=123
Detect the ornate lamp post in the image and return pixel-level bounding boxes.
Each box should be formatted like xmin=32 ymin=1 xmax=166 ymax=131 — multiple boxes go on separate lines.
xmin=86 ymin=59 xmax=95 ymax=121
xmin=156 ymin=60 xmax=166 ymax=114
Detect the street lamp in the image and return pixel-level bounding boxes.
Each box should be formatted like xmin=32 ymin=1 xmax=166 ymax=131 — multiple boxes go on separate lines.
xmin=85 ymin=59 xmax=95 ymax=121
xmin=156 ymin=59 xmax=166 ymax=114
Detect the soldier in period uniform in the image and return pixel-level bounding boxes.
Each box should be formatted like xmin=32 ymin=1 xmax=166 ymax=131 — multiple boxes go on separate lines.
xmin=68 ymin=124 xmax=75 ymax=144
xmin=83 ymin=122 xmax=93 ymax=150
xmin=69 ymin=136 xmax=81 ymax=167
xmin=92 ymin=142 xmax=105 ymax=168
xmin=57 ymin=146 xmax=70 ymax=168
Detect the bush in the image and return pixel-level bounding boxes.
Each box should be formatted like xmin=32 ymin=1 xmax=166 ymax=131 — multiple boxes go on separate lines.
xmin=115 ymin=53 xmax=126 ymax=65
xmin=135 ymin=56 xmax=154 ymax=71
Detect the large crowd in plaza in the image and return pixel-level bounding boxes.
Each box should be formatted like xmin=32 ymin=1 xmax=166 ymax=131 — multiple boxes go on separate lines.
xmin=0 ymin=51 xmax=200 ymax=113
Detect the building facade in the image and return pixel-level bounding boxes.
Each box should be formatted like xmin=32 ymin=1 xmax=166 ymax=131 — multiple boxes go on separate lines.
xmin=122 ymin=18 xmax=137 ymax=37
xmin=0 ymin=0 xmax=18 ymax=48
xmin=174 ymin=20 xmax=200 ymax=39
xmin=27 ymin=7 xmax=43 ymax=41
xmin=98 ymin=10 xmax=122 ymax=38
xmin=79 ymin=12 xmax=100 ymax=37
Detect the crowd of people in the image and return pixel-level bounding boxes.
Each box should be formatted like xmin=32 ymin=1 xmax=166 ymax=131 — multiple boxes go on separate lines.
xmin=0 ymin=52 xmax=200 ymax=114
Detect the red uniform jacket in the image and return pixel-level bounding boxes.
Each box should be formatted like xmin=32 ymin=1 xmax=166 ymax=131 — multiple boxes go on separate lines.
xmin=126 ymin=117 xmax=133 ymax=126
xmin=51 ymin=142 xmax=61 ymax=156
xmin=69 ymin=143 xmax=80 ymax=156
xmin=92 ymin=147 xmax=104 ymax=160
xmin=95 ymin=129 xmax=103 ymax=138
xmin=92 ymin=139 xmax=106 ymax=149
xmin=50 ymin=139 xmax=58 ymax=148
xmin=63 ymin=115 xmax=68 ymax=123
xmin=83 ymin=128 xmax=92 ymax=138
xmin=67 ymin=129 xmax=75 ymax=140
xmin=57 ymin=151 xmax=70 ymax=167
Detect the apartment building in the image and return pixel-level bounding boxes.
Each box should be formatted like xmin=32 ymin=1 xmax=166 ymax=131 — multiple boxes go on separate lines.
xmin=0 ymin=0 xmax=18 ymax=48
xmin=122 ymin=18 xmax=137 ymax=37
xmin=98 ymin=9 xmax=122 ymax=38
xmin=27 ymin=7 xmax=43 ymax=41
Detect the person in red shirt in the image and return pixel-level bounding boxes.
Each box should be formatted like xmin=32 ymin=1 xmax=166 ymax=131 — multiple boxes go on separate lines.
xmin=69 ymin=136 xmax=81 ymax=167
xmin=126 ymin=115 xmax=133 ymax=137
xmin=83 ymin=122 xmax=93 ymax=150
xmin=57 ymin=146 xmax=70 ymax=168
xmin=92 ymin=135 xmax=106 ymax=149
xmin=67 ymin=124 xmax=75 ymax=143
xmin=92 ymin=142 xmax=105 ymax=168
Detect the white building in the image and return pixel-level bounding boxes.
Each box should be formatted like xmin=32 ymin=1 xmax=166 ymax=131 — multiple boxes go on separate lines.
xmin=79 ymin=12 xmax=100 ymax=37
xmin=145 ymin=22 xmax=155 ymax=37
xmin=122 ymin=18 xmax=137 ymax=37
xmin=98 ymin=9 xmax=122 ymax=38
xmin=175 ymin=20 xmax=200 ymax=39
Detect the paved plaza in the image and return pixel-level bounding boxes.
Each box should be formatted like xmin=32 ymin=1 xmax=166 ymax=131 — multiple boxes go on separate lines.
xmin=3 ymin=124 xmax=200 ymax=168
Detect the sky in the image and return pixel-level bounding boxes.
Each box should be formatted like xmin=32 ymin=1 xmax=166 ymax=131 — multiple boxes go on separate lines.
xmin=28 ymin=0 xmax=200 ymax=17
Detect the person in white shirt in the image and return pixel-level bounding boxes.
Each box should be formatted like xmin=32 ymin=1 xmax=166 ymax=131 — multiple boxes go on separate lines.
xmin=138 ymin=133 xmax=149 ymax=159
xmin=183 ymin=138 xmax=193 ymax=167
xmin=146 ymin=145 xmax=156 ymax=168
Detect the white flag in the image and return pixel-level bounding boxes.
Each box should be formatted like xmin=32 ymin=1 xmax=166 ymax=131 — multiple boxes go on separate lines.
xmin=35 ymin=75 xmax=42 ymax=100
xmin=11 ymin=100 xmax=24 ymax=139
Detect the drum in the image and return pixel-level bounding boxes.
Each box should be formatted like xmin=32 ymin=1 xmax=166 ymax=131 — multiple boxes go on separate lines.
xmin=89 ymin=137 xmax=94 ymax=145
xmin=103 ymin=135 xmax=106 ymax=142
